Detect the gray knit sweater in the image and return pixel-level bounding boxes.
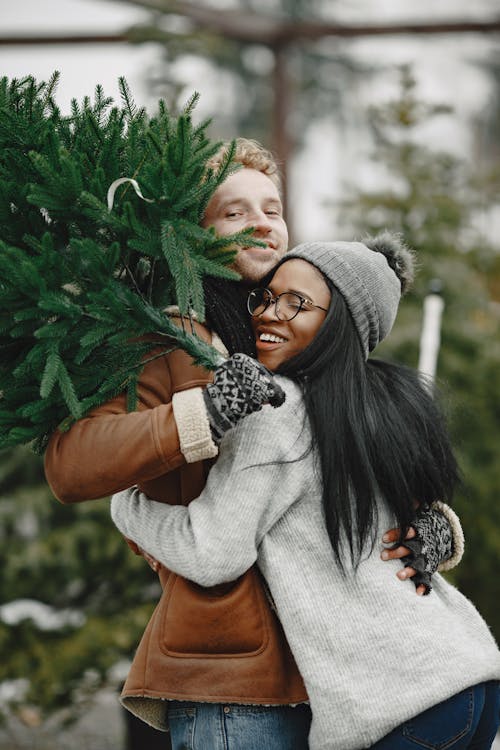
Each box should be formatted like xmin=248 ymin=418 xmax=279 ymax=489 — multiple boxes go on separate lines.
xmin=111 ymin=377 xmax=500 ymax=750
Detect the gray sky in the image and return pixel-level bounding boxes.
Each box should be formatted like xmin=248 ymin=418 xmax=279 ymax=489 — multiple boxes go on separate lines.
xmin=1 ymin=0 xmax=154 ymax=108
xmin=2 ymin=0 xmax=497 ymax=111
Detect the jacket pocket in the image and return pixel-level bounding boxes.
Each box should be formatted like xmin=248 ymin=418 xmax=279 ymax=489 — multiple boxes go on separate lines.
xmin=160 ymin=568 xmax=269 ymax=657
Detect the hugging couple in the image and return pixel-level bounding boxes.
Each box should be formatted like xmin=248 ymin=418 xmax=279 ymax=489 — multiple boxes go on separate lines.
xmin=45 ymin=139 xmax=500 ymax=750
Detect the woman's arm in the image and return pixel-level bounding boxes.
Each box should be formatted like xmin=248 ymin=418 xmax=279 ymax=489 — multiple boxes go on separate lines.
xmin=111 ymin=394 xmax=306 ymax=586
xmin=111 ymin=485 xmax=258 ymax=586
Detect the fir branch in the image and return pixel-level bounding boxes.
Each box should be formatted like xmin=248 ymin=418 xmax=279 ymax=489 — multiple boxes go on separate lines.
xmin=118 ymin=77 xmax=137 ymax=120
xmin=40 ymin=349 xmax=62 ymax=399
xmin=183 ymin=91 xmax=201 ymax=118
xmin=43 ymin=71 xmax=60 ymax=104
xmin=0 ymin=75 xmax=251 ymax=452
xmin=55 ymin=360 xmax=82 ymax=418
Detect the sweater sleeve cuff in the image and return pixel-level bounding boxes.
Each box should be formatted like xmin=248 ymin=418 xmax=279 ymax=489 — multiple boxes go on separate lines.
xmin=172 ymin=387 xmax=219 ymax=464
xmin=432 ymin=500 xmax=465 ymax=572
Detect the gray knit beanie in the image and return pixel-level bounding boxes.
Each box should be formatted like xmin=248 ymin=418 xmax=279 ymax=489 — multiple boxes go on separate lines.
xmin=285 ymin=232 xmax=414 ymax=358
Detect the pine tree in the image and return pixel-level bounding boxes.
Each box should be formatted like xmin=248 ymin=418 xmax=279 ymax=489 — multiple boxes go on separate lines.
xmin=0 ymin=74 xmax=261 ymax=452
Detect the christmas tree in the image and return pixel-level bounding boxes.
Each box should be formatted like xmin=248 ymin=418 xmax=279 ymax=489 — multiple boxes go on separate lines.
xmin=0 ymin=74 xmax=260 ymax=452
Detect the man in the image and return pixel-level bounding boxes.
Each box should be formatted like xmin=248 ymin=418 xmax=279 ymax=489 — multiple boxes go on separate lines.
xmin=44 ymin=140 xmax=308 ymax=738
xmin=44 ymin=139 xmax=459 ymax=744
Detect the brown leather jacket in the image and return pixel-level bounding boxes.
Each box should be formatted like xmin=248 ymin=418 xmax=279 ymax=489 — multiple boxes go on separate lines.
xmin=44 ymin=323 xmax=307 ymax=731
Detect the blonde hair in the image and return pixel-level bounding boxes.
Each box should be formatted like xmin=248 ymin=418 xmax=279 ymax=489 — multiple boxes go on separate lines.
xmin=206 ymin=138 xmax=281 ymax=192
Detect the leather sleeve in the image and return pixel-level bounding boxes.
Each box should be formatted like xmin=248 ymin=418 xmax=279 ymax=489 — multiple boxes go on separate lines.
xmin=44 ymin=328 xmax=213 ymax=504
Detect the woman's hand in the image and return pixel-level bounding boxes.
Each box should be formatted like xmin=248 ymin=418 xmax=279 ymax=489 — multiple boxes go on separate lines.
xmin=381 ymin=503 xmax=459 ymax=596
xmin=124 ymin=536 xmax=162 ymax=572
xmin=380 ymin=527 xmax=427 ymax=595
xmin=203 ymin=353 xmax=285 ymax=443
xmin=141 ymin=548 xmax=162 ymax=573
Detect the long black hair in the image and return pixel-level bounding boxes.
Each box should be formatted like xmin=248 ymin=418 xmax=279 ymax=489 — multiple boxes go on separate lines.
xmin=278 ymin=278 xmax=460 ymax=566
xmin=203 ymin=276 xmax=256 ymax=357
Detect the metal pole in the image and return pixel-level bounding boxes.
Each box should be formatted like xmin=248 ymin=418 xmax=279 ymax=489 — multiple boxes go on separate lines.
xmin=418 ymin=279 xmax=444 ymax=388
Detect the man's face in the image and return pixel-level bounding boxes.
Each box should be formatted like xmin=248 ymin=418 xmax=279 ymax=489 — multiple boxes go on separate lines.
xmin=202 ymin=168 xmax=288 ymax=284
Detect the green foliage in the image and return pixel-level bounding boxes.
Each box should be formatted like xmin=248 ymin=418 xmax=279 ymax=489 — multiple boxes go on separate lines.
xmin=339 ymin=65 xmax=500 ymax=639
xmin=0 ymin=74 xmax=262 ymax=451
xmin=0 ymin=448 xmax=158 ymax=719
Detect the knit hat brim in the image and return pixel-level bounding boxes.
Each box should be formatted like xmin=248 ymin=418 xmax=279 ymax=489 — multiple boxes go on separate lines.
xmin=283 ymin=240 xmax=404 ymax=358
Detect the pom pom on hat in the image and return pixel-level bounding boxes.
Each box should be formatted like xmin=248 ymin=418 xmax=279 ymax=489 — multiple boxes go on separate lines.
xmin=284 ymin=233 xmax=415 ymax=358
xmin=363 ymin=230 xmax=415 ymax=295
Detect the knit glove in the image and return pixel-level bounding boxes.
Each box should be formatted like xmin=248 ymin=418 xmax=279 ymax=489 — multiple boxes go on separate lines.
xmin=401 ymin=502 xmax=463 ymax=595
xmin=203 ymin=353 xmax=286 ymax=443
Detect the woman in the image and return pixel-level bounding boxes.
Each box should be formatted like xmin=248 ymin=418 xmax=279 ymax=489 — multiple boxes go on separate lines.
xmin=111 ymin=234 xmax=500 ymax=750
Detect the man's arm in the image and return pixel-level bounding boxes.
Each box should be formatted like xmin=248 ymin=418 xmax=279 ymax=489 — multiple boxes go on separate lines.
xmin=45 ymin=342 xmax=282 ymax=505
xmin=44 ymin=341 xmax=214 ymax=503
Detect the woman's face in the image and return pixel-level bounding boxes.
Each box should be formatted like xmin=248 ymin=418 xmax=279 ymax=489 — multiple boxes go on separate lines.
xmin=251 ymin=258 xmax=331 ymax=371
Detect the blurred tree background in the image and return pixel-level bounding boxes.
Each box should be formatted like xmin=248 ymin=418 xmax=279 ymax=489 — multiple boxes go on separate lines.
xmin=0 ymin=0 xmax=499 ymax=746
xmin=338 ymin=64 xmax=500 ymax=632
xmin=0 ymin=446 xmax=159 ymax=731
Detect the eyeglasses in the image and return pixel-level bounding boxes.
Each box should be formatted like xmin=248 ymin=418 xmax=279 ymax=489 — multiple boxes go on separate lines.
xmin=247 ymin=287 xmax=328 ymax=322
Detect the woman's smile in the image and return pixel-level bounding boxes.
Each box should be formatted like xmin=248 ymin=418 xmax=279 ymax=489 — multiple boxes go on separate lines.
xmin=251 ymin=258 xmax=331 ymax=371
xmin=256 ymin=328 xmax=288 ymax=347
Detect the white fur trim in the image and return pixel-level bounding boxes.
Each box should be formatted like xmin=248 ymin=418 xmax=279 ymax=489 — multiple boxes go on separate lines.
xmin=432 ymin=500 xmax=465 ymax=572
xmin=172 ymin=387 xmax=218 ymax=463
xmin=121 ymin=696 xmax=169 ymax=732
xmin=210 ymin=331 xmax=229 ymax=358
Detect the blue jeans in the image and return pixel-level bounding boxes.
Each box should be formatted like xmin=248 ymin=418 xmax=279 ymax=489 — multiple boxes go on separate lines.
xmin=372 ymin=682 xmax=500 ymax=750
xmin=167 ymin=683 xmax=499 ymax=750
xmin=166 ymin=701 xmax=312 ymax=750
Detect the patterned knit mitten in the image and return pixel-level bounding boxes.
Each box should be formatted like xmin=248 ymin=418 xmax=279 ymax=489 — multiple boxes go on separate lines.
xmin=401 ymin=504 xmax=455 ymax=594
xmin=203 ymin=353 xmax=286 ymax=443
